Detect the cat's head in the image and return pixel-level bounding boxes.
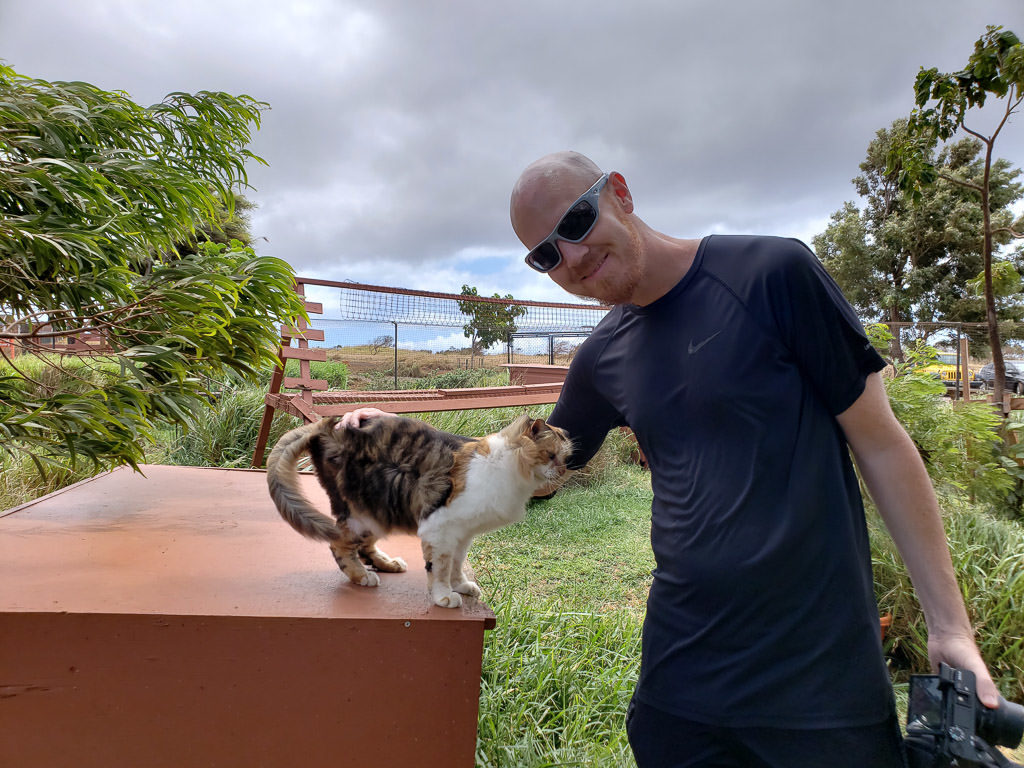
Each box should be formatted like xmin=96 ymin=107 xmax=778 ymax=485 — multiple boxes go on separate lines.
xmin=499 ymin=414 xmax=573 ymax=485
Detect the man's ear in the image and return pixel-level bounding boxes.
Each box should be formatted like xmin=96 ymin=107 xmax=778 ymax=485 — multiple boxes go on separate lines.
xmin=608 ymin=171 xmax=634 ymax=214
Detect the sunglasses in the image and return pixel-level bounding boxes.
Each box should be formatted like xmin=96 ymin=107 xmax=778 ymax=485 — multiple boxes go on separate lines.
xmin=524 ymin=173 xmax=610 ymax=273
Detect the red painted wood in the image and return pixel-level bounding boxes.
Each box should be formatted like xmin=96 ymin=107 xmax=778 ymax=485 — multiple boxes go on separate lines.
xmin=0 ymin=466 xmax=494 ymax=768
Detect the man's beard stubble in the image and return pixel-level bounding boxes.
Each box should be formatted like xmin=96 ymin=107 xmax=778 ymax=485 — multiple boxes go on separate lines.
xmin=569 ymin=219 xmax=644 ymax=306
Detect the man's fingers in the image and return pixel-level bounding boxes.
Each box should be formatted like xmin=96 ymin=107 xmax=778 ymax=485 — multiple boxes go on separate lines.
xmin=337 ymin=407 xmax=396 ymax=429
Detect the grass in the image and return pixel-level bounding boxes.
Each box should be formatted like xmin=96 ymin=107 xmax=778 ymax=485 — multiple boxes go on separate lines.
xmin=477 ymin=595 xmax=641 ymax=768
xmin=472 ymin=465 xmax=655 ymax=612
xmin=870 ymin=497 xmax=1024 ymax=703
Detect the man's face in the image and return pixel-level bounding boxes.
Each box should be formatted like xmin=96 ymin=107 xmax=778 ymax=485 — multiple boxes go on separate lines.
xmin=515 ymin=175 xmax=643 ymax=305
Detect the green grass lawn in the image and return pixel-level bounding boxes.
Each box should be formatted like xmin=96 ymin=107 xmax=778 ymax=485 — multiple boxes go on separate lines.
xmin=473 ymin=465 xmax=655 ymax=613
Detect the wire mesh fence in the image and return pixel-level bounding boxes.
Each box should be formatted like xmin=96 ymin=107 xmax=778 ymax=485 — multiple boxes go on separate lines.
xmin=296 ymin=278 xmax=610 ymax=388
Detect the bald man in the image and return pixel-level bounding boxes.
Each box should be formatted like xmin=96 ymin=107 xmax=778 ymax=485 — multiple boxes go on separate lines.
xmin=342 ymin=152 xmax=998 ymax=767
xmin=507 ymin=151 xmax=997 ymax=767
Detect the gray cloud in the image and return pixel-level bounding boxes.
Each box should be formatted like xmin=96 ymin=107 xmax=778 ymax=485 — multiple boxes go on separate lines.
xmin=2 ymin=0 xmax=1021 ymax=301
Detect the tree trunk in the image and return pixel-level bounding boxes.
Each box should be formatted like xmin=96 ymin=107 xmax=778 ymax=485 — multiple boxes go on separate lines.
xmin=981 ymin=138 xmax=1005 ymax=404
xmin=887 ymin=304 xmax=904 ymax=363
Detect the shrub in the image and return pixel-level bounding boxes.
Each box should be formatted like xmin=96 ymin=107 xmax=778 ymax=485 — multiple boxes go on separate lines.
xmin=413 ymin=367 xmax=509 ymax=390
xmin=279 ymin=359 xmax=349 ymax=390
xmin=867 ymin=326 xmax=1011 ymax=506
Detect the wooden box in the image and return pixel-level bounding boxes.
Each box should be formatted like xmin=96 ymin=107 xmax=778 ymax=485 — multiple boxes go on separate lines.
xmin=0 ymin=465 xmax=494 ymax=768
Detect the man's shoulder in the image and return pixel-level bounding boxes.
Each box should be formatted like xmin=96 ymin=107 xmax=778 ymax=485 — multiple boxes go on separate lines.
xmin=566 ymin=305 xmax=625 ymax=370
xmin=702 ymin=234 xmax=818 ymax=288
xmin=704 ymin=234 xmax=814 ymax=263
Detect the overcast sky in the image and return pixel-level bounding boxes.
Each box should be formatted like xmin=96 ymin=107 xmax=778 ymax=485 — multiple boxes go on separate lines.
xmin=2 ymin=0 xmax=1022 ymax=304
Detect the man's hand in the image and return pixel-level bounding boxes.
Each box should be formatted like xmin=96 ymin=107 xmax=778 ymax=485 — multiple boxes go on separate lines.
xmin=929 ymin=632 xmax=1001 ymax=708
xmin=337 ymin=407 xmax=397 ymax=429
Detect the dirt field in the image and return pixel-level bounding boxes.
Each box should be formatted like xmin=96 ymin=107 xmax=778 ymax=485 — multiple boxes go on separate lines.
xmin=325 ymin=345 xmax=575 ymax=383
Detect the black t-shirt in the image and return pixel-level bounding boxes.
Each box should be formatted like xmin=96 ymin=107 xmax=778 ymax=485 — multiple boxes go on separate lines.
xmin=550 ymin=234 xmax=891 ymax=728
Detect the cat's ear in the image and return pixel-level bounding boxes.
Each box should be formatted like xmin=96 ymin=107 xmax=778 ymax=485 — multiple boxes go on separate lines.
xmin=529 ymin=418 xmax=547 ymax=437
xmin=500 ymin=413 xmax=532 ymax=440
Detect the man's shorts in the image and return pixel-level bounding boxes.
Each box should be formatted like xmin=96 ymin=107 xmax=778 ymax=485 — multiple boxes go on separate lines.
xmin=626 ymin=697 xmax=907 ymax=768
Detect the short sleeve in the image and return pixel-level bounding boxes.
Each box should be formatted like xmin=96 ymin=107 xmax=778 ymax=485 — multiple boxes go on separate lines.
xmin=549 ymin=338 xmax=626 ymax=470
xmin=765 ymin=239 xmax=886 ymax=415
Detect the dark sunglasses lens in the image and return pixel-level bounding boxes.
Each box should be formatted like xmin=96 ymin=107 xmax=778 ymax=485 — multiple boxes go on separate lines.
xmin=557 ymin=201 xmax=597 ymax=240
xmin=528 ymin=242 xmax=561 ymax=272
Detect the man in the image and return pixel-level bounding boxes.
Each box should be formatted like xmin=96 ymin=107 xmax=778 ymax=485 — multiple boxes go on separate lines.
xmin=508 ymin=151 xmax=998 ymax=767
xmin=344 ymin=151 xmax=999 ymax=767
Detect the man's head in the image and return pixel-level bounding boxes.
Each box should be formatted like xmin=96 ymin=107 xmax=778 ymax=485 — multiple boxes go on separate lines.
xmin=510 ymin=151 xmax=644 ymax=305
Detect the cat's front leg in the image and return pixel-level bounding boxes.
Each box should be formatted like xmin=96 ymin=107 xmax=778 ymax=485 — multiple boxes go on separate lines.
xmin=450 ymin=539 xmax=481 ymax=599
xmin=419 ymin=535 xmax=462 ymax=608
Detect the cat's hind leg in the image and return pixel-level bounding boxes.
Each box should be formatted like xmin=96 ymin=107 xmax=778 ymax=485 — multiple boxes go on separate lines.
xmin=329 ymin=523 xmax=380 ymax=587
xmin=359 ymin=541 xmax=407 ymax=573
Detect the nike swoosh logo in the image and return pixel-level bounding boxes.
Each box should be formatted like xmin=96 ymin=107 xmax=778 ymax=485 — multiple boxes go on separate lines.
xmin=688 ymin=331 xmax=721 ymax=355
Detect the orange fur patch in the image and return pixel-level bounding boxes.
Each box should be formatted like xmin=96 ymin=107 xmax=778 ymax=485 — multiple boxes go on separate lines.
xmin=447 ymin=438 xmax=488 ymax=503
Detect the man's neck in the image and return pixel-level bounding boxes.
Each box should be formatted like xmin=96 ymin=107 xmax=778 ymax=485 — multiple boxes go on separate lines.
xmin=629 ymin=235 xmax=702 ymax=307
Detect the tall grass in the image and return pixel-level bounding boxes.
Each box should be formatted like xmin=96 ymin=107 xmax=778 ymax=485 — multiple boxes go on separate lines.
xmin=150 ymin=383 xmax=293 ymax=468
xmin=477 ymin=594 xmax=640 ymax=768
xmin=870 ymin=498 xmax=1024 ymax=702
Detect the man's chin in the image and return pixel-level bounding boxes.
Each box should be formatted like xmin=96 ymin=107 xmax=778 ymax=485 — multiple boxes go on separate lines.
xmin=570 ymin=279 xmax=637 ymax=306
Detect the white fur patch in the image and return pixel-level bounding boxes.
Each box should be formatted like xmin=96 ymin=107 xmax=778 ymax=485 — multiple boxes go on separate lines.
xmin=418 ymin=433 xmax=544 ymax=548
xmin=348 ymin=514 xmax=387 ymax=540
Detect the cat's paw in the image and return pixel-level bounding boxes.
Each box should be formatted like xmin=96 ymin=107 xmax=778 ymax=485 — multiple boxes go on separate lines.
xmin=434 ymin=591 xmax=463 ymax=608
xmin=356 ymin=571 xmax=381 ymax=587
xmin=454 ymin=580 xmax=482 ymax=598
xmin=384 ymin=556 xmax=408 ymax=573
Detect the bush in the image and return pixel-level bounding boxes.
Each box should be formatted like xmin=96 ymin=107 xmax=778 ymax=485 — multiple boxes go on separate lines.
xmin=868 ymin=326 xmax=1011 ymax=506
xmin=0 ymin=353 xmax=122 ymax=397
xmin=413 ymin=367 xmax=509 ymax=390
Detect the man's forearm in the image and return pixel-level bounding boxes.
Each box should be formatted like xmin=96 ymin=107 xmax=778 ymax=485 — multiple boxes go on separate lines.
xmin=852 ymin=431 xmax=972 ymax=637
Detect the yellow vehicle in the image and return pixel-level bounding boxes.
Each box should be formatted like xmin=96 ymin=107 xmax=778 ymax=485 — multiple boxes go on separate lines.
xmin=921 ymin=352 xmax=981 ymax=392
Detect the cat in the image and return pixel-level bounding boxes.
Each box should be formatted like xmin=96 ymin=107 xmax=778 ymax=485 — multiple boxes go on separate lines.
xmin=266 ymin=412 xmax=572 ymax=608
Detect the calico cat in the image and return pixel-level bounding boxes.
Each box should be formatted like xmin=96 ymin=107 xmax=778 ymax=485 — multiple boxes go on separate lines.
xmin=266 ymin=413 xmax=572 ymax=608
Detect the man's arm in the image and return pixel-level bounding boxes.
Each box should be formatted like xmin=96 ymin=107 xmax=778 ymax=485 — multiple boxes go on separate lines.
xmin=836 ymin=372 xmax=1000 ymax=707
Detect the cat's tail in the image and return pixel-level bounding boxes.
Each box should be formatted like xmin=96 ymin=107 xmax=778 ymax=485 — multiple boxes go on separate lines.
xmin=266 ymin=419 xmax=340 ymax=542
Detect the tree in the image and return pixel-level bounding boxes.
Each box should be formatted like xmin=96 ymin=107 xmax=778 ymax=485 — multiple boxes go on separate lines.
xmin=815 ymin=120 xmax=1022 ymax=358
xmin=889 ymin=25 xmax=1024 ymax=400
xmin=456 ymin=285 xmax=527 ymax=356
xmin=0 ymin=64 xmax=304 ymax=474
xmin=369 ymin=335 xmax=394 ymax=355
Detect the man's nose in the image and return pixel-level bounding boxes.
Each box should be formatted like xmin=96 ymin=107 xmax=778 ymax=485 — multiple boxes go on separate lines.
xmin=557 ymin=239 xmax=590 ymax=267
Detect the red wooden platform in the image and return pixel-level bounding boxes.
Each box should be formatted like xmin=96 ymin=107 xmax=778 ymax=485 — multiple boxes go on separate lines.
xmin=0 ymin=465 xmax=494 ymax=768
xmin=502 ymin=363 xmax=570 ymax=385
